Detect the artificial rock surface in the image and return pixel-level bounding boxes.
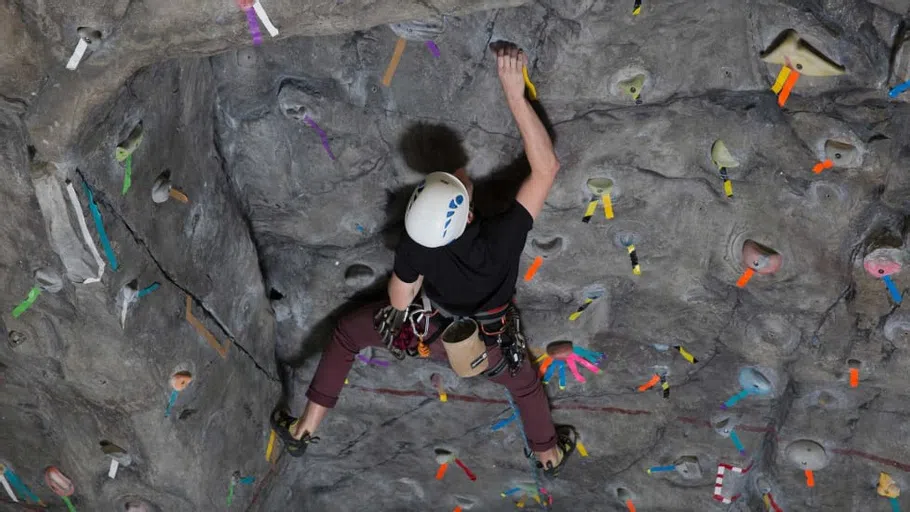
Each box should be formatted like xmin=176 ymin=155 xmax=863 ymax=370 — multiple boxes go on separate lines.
xmin=3 ymin=0 xmax=910 ymax=511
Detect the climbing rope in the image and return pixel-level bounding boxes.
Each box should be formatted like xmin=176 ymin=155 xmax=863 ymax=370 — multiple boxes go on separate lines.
xmin=504 ymin=391 xmax=551 ymax=509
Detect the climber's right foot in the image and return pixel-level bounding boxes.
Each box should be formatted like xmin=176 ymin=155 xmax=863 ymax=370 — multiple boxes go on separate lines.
xmin=270 ymin=407 xmax=319 ymax=458
xmin=537 ymin=425 xmax=578 ymax=478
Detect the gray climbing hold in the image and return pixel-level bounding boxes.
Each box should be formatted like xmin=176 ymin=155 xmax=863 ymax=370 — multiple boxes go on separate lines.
xmin=530 ymin=236 xmax=564 ymax=258
xmin=711 ymin=412 xmax=741 ymax=438
xmin=615 ymin=487 xmax=634 ymax=502
xmin=8 ymin=331 xmax=26 ymax=347
xmin=674 ymin=456 xmax=702 ymax=479
xmin=884 ymin=313 xmax=910 ymax=342
xmin=389 ymin=17 xmax=445 ymax=41
xmin=35 ymin=268 xmax=63 ymax=293
xmin=344 ymin=264 xmax=375 ymax=288
xmin=786 ymin=439 xmax=828 ymax=470
xmin=76 ymin=27 xmax=103 ymax=48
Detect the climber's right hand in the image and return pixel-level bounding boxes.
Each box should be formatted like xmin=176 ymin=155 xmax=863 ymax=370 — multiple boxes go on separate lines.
xmin=374 ymin=305 xmax=409 ymax=346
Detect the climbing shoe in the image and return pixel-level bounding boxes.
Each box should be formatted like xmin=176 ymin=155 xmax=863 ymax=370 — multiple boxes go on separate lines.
xmin=535 ymin=425 xmax=579 ymax=477
xmin=270 ymin=407 xmax=319 ymax=458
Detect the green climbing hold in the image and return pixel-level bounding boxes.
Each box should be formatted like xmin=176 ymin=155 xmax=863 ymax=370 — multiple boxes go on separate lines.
xmin=115 ymin=122 xmax=143 ymax=162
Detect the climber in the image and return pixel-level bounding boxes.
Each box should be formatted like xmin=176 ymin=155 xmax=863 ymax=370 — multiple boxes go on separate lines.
xmin=271 ymin=42 xmax=576 ymax=475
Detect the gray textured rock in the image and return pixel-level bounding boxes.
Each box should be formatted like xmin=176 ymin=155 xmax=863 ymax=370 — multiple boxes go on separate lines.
xmin=4 ymin=0 xmax=910 ymax=511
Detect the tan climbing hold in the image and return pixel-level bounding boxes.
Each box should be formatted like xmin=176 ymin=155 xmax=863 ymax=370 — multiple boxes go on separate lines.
xmin=878 ymin=472 xmax=900 ymax=498
xmin=170 ymin=371 xmax=193 ymax=391
xmin=586 ymin=177 xmax=613 ymax=196
xmin=711 ymin=140 xmax=739 ymax=169
xmin=823 ymin=140 xmax=858 ymax=167
xmin=618 ymin=75 xmax=645 ymax=102
xmin=760 ymin=29 xmax=845 ymax=77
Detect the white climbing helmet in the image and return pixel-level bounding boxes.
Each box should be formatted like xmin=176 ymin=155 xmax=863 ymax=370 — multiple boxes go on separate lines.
xmin=404 ymin=172 xmax=470 ymax=248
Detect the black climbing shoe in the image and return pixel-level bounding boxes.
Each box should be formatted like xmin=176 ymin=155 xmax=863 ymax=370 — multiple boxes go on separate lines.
xmin=535 ymin=425 xmax=578 ymax=477
xmin=270 ymin=407 xmax=319 ymax=458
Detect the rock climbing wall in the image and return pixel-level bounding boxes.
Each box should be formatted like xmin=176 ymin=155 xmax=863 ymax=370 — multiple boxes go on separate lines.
xmin=5 ymin=0 xmax=910 ymax=510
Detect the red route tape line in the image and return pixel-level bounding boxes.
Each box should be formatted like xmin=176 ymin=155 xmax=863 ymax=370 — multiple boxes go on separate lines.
xmin=347 ymin=384 xmax=910 ymax=475
xmin=455 ymin=458 xmax=477 ymax=481
xmin=764 ymin=493 xmax=784 ymax=512
xmin=524 ymin=256 xmax=543 ymax=281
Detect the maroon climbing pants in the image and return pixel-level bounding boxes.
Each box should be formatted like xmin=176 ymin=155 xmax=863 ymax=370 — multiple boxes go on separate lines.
xmin=306 ymin=300 xmax=558 ymax=452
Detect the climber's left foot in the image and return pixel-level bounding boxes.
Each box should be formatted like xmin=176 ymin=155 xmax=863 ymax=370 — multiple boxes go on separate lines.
xmin=270 ymin=407 xmax=319 ymax=458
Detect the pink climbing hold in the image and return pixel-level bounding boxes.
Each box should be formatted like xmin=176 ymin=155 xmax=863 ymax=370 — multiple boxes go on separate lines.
xmin=864 ymin=258 xmax=902 ymax=278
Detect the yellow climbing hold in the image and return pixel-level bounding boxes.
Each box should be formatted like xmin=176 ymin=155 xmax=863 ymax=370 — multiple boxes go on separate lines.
xmin=618 ymin=74 xmax=646 ymax=102
xmin=522 ymin=66 xmax=538 ymax=100
xmin=711 ymin=140 xmax=739 ymax=169
xmin=878 ymin=472 xmax=900 ymax=498
xmin=760 ymin=29 xmax=845 ymax=77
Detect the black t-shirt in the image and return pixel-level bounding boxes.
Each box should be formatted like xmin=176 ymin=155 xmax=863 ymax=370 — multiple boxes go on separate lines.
xmin=393 ymin=201 xmax=534 ymax=316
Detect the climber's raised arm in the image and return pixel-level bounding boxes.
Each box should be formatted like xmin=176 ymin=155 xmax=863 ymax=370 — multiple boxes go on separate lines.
xmin=493 ymin=44 xmax=560 ymax=221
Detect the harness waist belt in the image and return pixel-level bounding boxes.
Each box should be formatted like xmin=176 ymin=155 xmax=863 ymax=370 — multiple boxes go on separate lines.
xmin=429 ymin=299 xmax=510 ymax=325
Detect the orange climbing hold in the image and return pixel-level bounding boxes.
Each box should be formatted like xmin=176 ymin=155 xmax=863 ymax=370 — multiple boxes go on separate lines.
xmin=638 ymin=374 xmax=660 ymax=392
xmin=849 ymin=367 xmax=859 ymax=388
xmin=812 ymin=159 xmax=834 ymax=174
xmin=524 ymin=256 xmax=543 ymax=282
xmin=804 ymin=469 xmax=815 ymax=488
xmin=736 ymin=268 xmax=755 ymax=288
xmin=777 ymin=69 xmax=800 ymax=107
